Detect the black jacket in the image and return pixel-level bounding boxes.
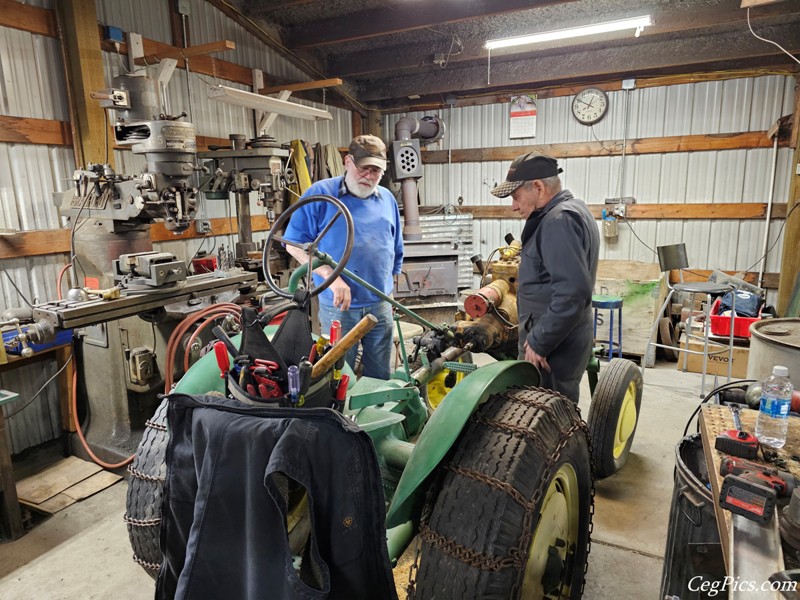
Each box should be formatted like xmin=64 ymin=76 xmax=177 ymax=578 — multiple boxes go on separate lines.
xmin=157 ymin=394 xmax=398 ymax=600
xmin=517 ymin=190 xmax=599 ymax=400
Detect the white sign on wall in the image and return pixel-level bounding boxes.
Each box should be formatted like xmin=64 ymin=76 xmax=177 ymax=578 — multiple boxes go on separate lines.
xmin=510 ymin=94 xmax=537 ymax=139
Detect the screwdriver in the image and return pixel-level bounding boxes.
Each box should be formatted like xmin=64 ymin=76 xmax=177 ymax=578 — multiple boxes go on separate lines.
xmin=213 ymin=341 xmax=229 ymax=379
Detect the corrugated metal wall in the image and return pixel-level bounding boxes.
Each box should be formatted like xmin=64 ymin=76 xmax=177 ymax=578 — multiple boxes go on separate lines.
xmin=1 ymin=0 xmax=352 ymax=454
xmin=384 ymin=75 xmax=795 ymax=295
xmin=0 ymin=15 xmax=75 ymax=452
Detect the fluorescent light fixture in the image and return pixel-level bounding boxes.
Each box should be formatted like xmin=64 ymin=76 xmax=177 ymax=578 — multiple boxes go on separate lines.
xmin=485 ymin=15 xmax=652 ymax=50
xmin=208 ymin=85 xmax=333 ymax=121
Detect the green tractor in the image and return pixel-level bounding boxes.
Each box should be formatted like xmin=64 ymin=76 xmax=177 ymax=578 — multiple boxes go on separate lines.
xmin=125 ymin=195 xmax=642 ymax=598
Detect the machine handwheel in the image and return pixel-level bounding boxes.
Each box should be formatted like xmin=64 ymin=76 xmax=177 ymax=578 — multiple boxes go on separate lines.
xmin=262 ymin=194 xmax=354 ymax=299
xmin=412 ymin=388 xmax=593 ymax=599
xmin=587 ymin=358 xmax=643 ymax=478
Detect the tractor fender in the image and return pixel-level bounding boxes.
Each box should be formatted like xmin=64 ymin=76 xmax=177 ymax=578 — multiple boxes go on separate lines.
xmin=385 ymin=360 xmax=539 ymax=529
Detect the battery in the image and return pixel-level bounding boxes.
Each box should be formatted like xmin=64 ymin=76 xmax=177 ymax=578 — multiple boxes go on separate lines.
xmin=719 ymin=473 xmax=776 ymax=524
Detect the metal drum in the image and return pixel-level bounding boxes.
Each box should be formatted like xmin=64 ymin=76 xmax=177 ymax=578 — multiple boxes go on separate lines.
xmin=660 ymin=434 xmax=726 ymax=598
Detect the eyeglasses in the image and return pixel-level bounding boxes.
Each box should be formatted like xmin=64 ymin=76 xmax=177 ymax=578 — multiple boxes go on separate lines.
xmin=348 ymin=155 xmax=383 ymax=175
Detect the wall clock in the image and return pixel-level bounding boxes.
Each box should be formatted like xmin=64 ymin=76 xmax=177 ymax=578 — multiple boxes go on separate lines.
xmin=571 ymin=87 xmax=609 ymax=125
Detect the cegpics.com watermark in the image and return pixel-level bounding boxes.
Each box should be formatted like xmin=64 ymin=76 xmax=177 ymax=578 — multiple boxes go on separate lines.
xmin=688 ymin=576 xmax=798 ymax=597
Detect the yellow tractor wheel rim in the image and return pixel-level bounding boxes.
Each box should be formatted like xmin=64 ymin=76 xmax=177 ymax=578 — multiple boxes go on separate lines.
xmin=522 ymin=463 xmax=579 ymax=596
xmin=613 ymin=380 xmax=638 ymax=459
xmin=426 ymin=367 xmax=466 ymax=411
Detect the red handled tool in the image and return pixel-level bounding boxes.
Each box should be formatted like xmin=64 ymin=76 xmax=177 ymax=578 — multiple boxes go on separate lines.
xmin=719 ymin=456 xmax=795 ymax=497
xmin=213 ymin=341 xmax=229 ymax=379
xmin=333 ymin=374 xmax=349 ymax=412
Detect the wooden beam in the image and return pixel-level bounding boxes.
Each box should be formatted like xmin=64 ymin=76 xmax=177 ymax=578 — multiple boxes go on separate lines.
xmin=56 ymin=0 xmax=111 ymax=168
xmin=379 ymin=67 xmax=794 ymax=114
xmin=459 ymin=203 xmax=788 ymax=220
xmin=0 ymin=0 xmax=57 ymax=37
xmin=288 ymin=0 xmax=576 ymax=49
xmin=777 ymin=80 xmax=800 ymax=315
xmin=423 ymin=132 xmax=781 ymax=164
xmin=135 ymin=40 xmax=235 ymax=66
xmin=259 ymin=78 xmax=343 ymax=95
xmin=0 ymin=116 xmax=72 ymax=146
xmin=0 ymin=216 xmax=275 ymax=260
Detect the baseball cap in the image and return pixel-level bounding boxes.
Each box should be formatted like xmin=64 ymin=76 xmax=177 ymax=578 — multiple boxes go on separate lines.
xmin=348 ymin=134 xmax=387 ymax=170
xmin=490 ymin=153 xmax=563 ymax=198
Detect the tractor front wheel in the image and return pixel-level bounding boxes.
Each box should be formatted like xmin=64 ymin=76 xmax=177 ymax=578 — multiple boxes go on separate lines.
xmin=587 ymin=358 xmax=643 ymax=479
xmin=412 ymin=387 xmax=593 ymax=599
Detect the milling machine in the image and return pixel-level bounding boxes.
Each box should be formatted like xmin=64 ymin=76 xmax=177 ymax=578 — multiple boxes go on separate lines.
xmin=35 ymin=70 xmax=258 ymax=461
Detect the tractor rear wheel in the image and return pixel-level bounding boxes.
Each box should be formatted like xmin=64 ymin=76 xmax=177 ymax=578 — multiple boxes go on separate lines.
xmin=412 ymin=388 xmax=594 ymax=599
xmin=587 ymin=358 xmax=643 ymax=479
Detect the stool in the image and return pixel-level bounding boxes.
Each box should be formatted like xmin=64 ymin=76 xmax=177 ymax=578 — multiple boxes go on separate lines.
xmin=0 ymin=389 xmax=25 ymax=540
xmin=592 ymin=294 xmax=623 ymax=360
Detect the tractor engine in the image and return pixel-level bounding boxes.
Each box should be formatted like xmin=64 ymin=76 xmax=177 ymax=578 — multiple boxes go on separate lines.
xmin=412 ymin=235 xmax=523 ymax=361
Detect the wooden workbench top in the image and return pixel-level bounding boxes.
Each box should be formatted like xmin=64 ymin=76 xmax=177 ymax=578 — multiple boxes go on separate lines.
xmin=699 ymin=404 xmax=800 ymax=574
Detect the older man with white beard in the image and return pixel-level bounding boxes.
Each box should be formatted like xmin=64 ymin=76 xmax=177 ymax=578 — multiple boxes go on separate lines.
xmin=282 ymin=135 xmax=404 ymax=379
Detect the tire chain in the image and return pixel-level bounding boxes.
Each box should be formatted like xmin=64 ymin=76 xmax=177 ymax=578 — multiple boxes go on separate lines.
xmin=406 ymin=387 xmax=596 ymax=599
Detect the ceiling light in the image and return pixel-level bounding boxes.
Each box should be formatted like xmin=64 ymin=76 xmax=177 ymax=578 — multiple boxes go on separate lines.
xmin=485 ymin=15 xmax=653 ymax=50
xmin=208 ymin=85 xmax=333 ymax=121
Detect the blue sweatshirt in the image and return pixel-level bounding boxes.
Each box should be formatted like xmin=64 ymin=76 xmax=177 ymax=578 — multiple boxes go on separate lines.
xmin=282 ymin=176 xmax=404 ymax=308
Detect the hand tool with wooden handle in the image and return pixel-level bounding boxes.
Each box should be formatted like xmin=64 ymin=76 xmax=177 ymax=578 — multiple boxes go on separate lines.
xmin=311 ymin=314 xmax=377 ymax=379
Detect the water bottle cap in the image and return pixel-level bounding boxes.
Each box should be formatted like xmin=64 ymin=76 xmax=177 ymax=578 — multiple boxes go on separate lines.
xmin=773 ymin=365 xmax=789 ymax=377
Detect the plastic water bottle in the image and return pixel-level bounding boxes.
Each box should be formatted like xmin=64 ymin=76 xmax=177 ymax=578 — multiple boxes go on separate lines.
xmin=755 ymin=365 xmax=794 ymax=449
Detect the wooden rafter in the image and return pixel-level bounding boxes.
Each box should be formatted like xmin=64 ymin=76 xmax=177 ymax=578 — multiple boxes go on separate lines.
xmin=135 ymin=40 xmax=235 ymax=66
xmin=259 ymin=78 xmax=342 ymax=95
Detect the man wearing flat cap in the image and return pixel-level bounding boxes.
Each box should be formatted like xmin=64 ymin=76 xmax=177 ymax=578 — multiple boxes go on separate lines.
xmin=283 ymin=135 xmax=403 ymax=379
xmin=491 ymin=152 xmax=599 ymax=402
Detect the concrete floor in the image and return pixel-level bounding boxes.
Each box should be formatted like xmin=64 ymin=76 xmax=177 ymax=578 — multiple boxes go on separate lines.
xmin=0 ymin=361 xmax=710 ymax=599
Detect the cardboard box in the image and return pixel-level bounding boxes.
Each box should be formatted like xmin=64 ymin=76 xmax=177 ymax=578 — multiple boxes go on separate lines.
xmin=677 ymin=333 xmax=749 ymax=379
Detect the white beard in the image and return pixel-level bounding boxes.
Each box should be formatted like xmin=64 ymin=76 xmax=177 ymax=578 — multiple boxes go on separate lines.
xmin=345 ymin=170 xmax=379 ymax=199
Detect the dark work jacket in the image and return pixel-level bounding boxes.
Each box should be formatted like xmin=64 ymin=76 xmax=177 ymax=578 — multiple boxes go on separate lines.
xmin=517 ymin=190 xmax=599 ymax=401
xmin=156 ymin=394 xmax=398 ymax=600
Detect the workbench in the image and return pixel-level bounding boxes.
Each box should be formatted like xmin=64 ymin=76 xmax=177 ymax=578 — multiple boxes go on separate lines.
xmin=699 ymin=404 xmax=800 ymax=592
xmin=0 ymin=343 xmax=74 ymax=541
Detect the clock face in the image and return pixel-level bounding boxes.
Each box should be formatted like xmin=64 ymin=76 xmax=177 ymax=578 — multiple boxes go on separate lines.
xmin=572 ymin=88 xmax=609 ymax=125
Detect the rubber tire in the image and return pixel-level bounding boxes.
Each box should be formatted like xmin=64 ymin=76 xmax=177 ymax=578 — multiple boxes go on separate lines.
xmin=125 ymin=398 xmax=170 ymax=579
xmin=412 ymin=388 xmax=593 ymax=599
xmin=587 ymin=358 xmax=643 ymax=479
xmin=125 ymin=398 xmax=312 ymax=579
xmin=658 ymin=317 xmax=679 ymax=362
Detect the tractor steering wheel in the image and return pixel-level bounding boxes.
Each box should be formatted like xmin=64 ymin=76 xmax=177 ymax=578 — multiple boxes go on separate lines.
xmin=262 ymin=194 xmax=354 ymax=299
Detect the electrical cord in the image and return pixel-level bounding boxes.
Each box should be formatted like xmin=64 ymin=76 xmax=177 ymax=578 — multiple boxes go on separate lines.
xmin=682 ymin=378 xmax=758 ymax=437
xmin=4 ymin=353 xmax=73 ymax=419
xmin=747 ymin=8 xmax=800 ymax=66
xmin=743 ymin=201 xmax=800 ymax=274
xmin=2 ymin=270 xmax=34 ymax=308
xmin=72 ymin=367 xmax=133 ymax=469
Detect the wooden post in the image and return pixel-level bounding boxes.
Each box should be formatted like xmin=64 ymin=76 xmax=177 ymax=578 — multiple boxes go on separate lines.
xmin=168 ymin=0 xmax=189 ymax=49
xmin=777 ymin=77 xmax=800 ymax=316
xmin=55 ymin=0 xmax=113 ymax=168
xmin=56 ymin=346 xmax=76 ymax=433
xmin=366 ymin=109 xmax=383 ymax=140
xmin=351 ymin=111 xmax=363 ymax=138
